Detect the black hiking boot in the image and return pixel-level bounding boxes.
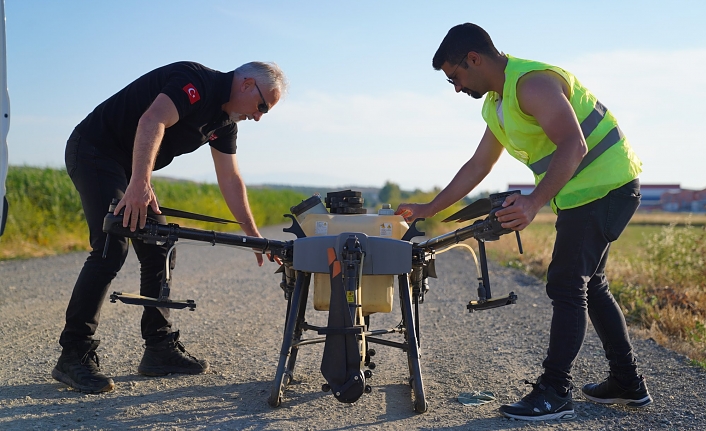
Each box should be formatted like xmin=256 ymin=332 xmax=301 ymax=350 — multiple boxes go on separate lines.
xmin=138 ymin=332 xmax=209 ymax=376
xmin=582 ymin=374 xmax=653 ymax=407
xmin=51 ymin=340 xmax=115 ymax=394
xmin=499 ymin=377 xmax=576 ymax=421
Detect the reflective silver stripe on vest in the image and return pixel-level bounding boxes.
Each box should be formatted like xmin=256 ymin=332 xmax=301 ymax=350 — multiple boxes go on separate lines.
xmin=529 ymin=101 xmax=622 ymax=177
xmin=573 ymin=125 xmax=624 ymax=177
xmin=580 ymin=100 xmax=607 ymax=138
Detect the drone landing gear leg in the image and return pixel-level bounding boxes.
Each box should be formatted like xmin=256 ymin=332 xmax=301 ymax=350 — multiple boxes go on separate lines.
xmin=399 ymin=274 xmax=427 ymax=413
xmin=283 ymin=272 xmax=310 ymax=386
xmin=466 ymin=239 xmax=517 ymax=312
xmin=110 ymin=242 xmax=196 ymax=310
xmin=269 ymin=271 xmax=311 ymax=407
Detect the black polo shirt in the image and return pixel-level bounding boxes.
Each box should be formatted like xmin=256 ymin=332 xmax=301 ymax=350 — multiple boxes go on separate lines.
xmin=75 ymin=61 xmax=238 ymax=172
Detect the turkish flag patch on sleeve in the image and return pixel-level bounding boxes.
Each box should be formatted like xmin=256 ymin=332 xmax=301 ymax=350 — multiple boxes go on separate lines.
xmin=182 ymin=83 xmax=201 ymax=104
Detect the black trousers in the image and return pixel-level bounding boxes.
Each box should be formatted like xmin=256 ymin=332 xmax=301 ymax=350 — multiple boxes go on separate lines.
xmin=59 ymin=129 xmax=174 ymax=349
xmin=541 ymin=179 xmax=642 ymax=393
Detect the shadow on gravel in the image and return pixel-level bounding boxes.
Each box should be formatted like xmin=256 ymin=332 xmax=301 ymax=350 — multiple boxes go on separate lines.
xmin=1 ymin=381 xmax=280 ymax=429
xmin=1 ymin=378 xmax=429 ymax=430
xmin=0 ymin=378 xmax=660 ymax=431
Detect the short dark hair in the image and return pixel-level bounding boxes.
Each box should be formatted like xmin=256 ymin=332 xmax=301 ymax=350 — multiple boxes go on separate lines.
xmin=432 ymin=23 xmax=500 ymax=70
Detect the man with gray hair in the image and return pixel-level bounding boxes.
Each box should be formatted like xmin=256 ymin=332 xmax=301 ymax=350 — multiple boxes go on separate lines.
xmin=53 ymin=61 xmax=288 ymax=393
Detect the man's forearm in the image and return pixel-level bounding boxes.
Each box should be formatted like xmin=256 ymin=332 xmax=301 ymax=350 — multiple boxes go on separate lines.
xmin=131 ymin=118 xmax=165 ymax=182
xmin=429 ymin=157 xmax=488 ymax=214
xmin=220 ymin=177 xmax=259 ymax=237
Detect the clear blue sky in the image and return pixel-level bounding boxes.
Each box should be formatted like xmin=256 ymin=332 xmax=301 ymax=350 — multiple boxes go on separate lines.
xmin=5 ymin=1 xmax=705 ymax=193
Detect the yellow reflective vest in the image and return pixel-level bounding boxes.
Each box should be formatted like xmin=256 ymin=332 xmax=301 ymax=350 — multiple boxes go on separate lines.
xmin=482 ymin=55 xmax=642 ymax=211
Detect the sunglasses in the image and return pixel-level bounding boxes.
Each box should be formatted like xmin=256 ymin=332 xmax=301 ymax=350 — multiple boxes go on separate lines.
xmin=254 ymin=82 xmax=269 ymax=114
xmin=446 ymin=57 xmax=467 ymax=86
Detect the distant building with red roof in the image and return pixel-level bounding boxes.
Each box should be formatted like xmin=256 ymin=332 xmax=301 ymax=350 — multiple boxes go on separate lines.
xmin=507 ymin=183 xmax=705 ymax=212
xmin=661 ymin=188 xmax=706 ymax=212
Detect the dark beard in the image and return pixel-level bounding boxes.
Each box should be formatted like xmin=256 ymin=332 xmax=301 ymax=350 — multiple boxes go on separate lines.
xmin=461 ymin=87 xmax=482 ymax=99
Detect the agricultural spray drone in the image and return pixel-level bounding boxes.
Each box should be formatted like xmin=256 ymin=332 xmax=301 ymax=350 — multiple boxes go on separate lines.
xmin=103 ymin=190 xmax=523 ymax=413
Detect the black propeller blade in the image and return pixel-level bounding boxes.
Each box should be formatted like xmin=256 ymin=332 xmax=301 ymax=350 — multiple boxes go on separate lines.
xmin=150 ymin=206 xmax=241 ymax=224
xmin=441 ymin=198 xmax=491 ymax=223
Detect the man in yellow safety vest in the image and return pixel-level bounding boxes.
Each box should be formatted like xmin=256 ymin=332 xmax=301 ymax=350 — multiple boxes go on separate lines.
xmin=396 ymin=23 xmax=652 ymax=421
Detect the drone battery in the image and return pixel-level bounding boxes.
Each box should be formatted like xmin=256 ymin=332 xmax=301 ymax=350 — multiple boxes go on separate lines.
xmin=295 ymin=207 xmax=409 ymax=316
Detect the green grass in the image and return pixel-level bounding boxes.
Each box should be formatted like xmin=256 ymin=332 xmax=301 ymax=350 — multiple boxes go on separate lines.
xmin=1 ymin=166 xmax=306 ymax=259
xmin=151 ymin=179 xmax=305 ymax=230
xmin=1 ymin=166 xmax=87 ymax=257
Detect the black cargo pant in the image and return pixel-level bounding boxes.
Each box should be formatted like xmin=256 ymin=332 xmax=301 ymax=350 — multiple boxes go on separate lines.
xmin=59 ymin=129 xmax=175 ymax=350
xmin=541 ymin=179 xmax=642 ymax=394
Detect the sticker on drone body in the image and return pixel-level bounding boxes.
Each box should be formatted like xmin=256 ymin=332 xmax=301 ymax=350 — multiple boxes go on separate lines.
xmin=380 ymin=222 xmax=392 ymax=237
xmin=315 ymin=221 xmax=328 ymax=235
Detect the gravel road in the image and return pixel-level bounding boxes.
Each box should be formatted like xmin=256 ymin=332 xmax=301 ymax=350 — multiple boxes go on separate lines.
xmin=1 ymin=225 xmax=705 ymax=430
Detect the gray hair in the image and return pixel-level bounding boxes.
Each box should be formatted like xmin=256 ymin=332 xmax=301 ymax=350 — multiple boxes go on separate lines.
xmin=234 ymin=61 xmax=289 ymax=96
